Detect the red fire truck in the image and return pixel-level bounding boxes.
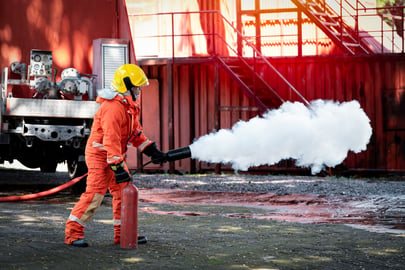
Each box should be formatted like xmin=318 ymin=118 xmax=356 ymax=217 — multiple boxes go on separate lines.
xmin=0 ymin=39 xmax=129 ymax=190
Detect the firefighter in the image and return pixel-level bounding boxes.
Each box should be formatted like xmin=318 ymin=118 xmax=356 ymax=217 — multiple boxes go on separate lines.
xmin=65 ymin=64 xmax=166 ymax=247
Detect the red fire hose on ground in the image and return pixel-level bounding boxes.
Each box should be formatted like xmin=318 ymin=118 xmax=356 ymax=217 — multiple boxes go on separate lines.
xmin=0 ymin=146 xmax=192 ymax=203
xmin=0 ymin=173 xmax=88 ymax=202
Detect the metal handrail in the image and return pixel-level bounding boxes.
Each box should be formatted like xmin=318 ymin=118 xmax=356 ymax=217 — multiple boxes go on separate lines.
xmin=323 ymin=0 xmax=404 ymax=53
xmin=130 ymin=2 xmax=404 ymax=55
xmin=129 ymin=10 xmax=309 ymax=105
xmin=214 ymin=11 xmax=309 ymax=105
xmin=310 ymin=0 xmax=365 ymax=51
xmin=129 ymin=5 xmax=403 ymax=104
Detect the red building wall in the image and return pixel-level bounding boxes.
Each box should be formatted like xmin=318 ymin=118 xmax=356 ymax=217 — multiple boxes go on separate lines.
xmin=2 ymin=0 xmax=404 ymax=174
xmin=0 ymin=0 xmax=119 ymax=82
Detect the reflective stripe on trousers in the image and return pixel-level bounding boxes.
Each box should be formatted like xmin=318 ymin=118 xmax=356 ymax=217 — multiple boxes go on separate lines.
xmin=65 ymin=162 xmax=128 ymax=244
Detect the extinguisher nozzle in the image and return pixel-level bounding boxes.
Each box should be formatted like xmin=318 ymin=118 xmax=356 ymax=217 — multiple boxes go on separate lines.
xmin=166 ymin=146 xmax=192 ymax=162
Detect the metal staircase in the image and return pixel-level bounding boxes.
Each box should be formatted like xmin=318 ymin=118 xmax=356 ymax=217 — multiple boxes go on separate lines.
xmin=214 ymin=12 xmax=309 ymax=111
xmin=291 ymin=0 xmax=373 ymax=55
xmin=216 ymin=56 xmax=285 ymax=111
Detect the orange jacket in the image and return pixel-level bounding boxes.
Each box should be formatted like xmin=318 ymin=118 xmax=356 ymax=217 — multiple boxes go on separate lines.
xmin=85 ymin=94 xmax=152 ymax=165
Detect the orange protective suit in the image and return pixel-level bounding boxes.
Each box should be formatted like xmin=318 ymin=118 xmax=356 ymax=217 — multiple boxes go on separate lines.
xmin=65 ymin=93 xmax=152 ymax=245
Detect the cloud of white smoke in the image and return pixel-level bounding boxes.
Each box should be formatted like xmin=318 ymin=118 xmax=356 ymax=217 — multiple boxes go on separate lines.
xmin=189 ymin=99 xmax=372 ymax=174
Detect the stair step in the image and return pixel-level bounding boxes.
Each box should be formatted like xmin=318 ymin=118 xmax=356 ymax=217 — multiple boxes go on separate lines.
xmin=228 ymin=66 xmax=243 ymax=71
xmin=343 ymin=42 xmax=360 ymax=47
xmin=291 ymin=0 xmax=372 ymax=55
xmin=332 ymin=32 xmax=351 ymax=38
xmin=237 ymin=76 xmax=252 ymax=82
xmin=306 ymin=1 xmax=318 ymax=7
xmin=322 ymin=21 xmax=339 ymax=27
xmin=230 ymin=71 xmax=245 ymax=76
xmin=228 ymin=67 xmax=244 ymax=72
xmin=227 ymin=65 xmax=242 ymax=68
xmin=331 ymin=33 xmax=357 ymax=43
xmin=233 ymin=74 xmax=250 ymax=83
xmin=312 ymin=11 xmax=328 ymax=17
xmin=217 ymin=53 xmax=293 ymax=110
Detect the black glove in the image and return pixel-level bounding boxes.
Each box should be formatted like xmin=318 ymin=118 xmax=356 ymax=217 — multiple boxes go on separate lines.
xmin=110 ymin=161 xmax=131 ymax=184
xmin=143 ymin=142 xmax=167 ymax=164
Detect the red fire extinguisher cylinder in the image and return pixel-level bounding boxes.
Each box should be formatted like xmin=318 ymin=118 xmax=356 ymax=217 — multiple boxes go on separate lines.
xmin=120 ymin=146 xmax=191 ymax=249
xmin=120 ymin=182 xmax=138 ymax=249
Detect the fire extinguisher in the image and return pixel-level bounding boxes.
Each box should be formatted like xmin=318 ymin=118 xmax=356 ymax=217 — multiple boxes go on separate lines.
xmin=120 ymin=145 xmax=192 ymax=249
xmin=120 ymin=181 xmax=139 ymax=249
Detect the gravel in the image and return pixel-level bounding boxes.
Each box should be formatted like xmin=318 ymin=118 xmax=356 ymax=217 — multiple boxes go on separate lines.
xmin=133 ymin=173 xmax=405 ymax=197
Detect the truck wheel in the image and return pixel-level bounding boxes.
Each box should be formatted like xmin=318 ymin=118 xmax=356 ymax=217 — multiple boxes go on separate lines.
xmin=67 ymin=159 xmax=88 ymax=194
xmin=40 ymin=161 xmax=58 ymax=173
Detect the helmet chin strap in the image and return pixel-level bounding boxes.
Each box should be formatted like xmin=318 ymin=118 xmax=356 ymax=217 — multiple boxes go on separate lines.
xmin=123 ymin=77 xmax=138 ymax=100
xmin=130 ymin=89 xmax=138 ymax=101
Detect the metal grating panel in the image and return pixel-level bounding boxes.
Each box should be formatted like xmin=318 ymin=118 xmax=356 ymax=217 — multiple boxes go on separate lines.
xmin=102 ymin=44 xmax=128 ymax=88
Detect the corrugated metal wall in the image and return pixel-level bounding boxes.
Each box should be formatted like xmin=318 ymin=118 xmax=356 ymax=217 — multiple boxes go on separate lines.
xmin=0 ymin=0 xmax=121 ymax=79
xmin=139 ymin=55 xmax=405 ymax=174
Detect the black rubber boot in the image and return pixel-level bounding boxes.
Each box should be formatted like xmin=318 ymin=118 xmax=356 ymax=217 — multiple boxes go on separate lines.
xmin=138 ymin=235 xmax=147 ymax=245
xmin=71 ymin=238 xmax=89 ymax=247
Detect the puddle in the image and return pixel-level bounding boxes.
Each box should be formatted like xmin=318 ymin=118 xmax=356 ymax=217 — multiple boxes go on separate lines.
xmin=139 ymin=189 xmax=405 ymax=234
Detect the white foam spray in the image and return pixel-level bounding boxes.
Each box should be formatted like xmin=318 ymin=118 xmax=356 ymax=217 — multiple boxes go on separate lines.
xmin=189 ymin=99 xmax=372 ymax=174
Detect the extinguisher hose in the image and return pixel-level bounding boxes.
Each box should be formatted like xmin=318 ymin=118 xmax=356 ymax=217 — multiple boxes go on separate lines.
xmin=0 ymin=173 xmax=88 ymax=202
xmin=131 ymin=160 xmax=153 ymax=175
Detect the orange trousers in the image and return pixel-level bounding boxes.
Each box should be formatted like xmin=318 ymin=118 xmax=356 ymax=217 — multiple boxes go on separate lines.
xmin=65 ymin=162 xmax=127 ymax=245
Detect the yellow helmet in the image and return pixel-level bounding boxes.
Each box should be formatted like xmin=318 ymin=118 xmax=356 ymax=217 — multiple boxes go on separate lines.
xmin=111 ymin=64 xmax=148 ymax=93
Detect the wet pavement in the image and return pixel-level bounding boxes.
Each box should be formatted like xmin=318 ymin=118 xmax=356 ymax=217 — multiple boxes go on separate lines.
xmin=138 ymin=189 xmax=405 ymax=234
xmin=133 ymin=174 xmax=405 ymax=235
xmin=0 ymin=165 xmax=405 ymax=269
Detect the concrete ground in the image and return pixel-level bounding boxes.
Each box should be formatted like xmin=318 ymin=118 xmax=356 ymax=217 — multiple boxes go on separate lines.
xmin=0 ymin=164 xmax=404 ymax=269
